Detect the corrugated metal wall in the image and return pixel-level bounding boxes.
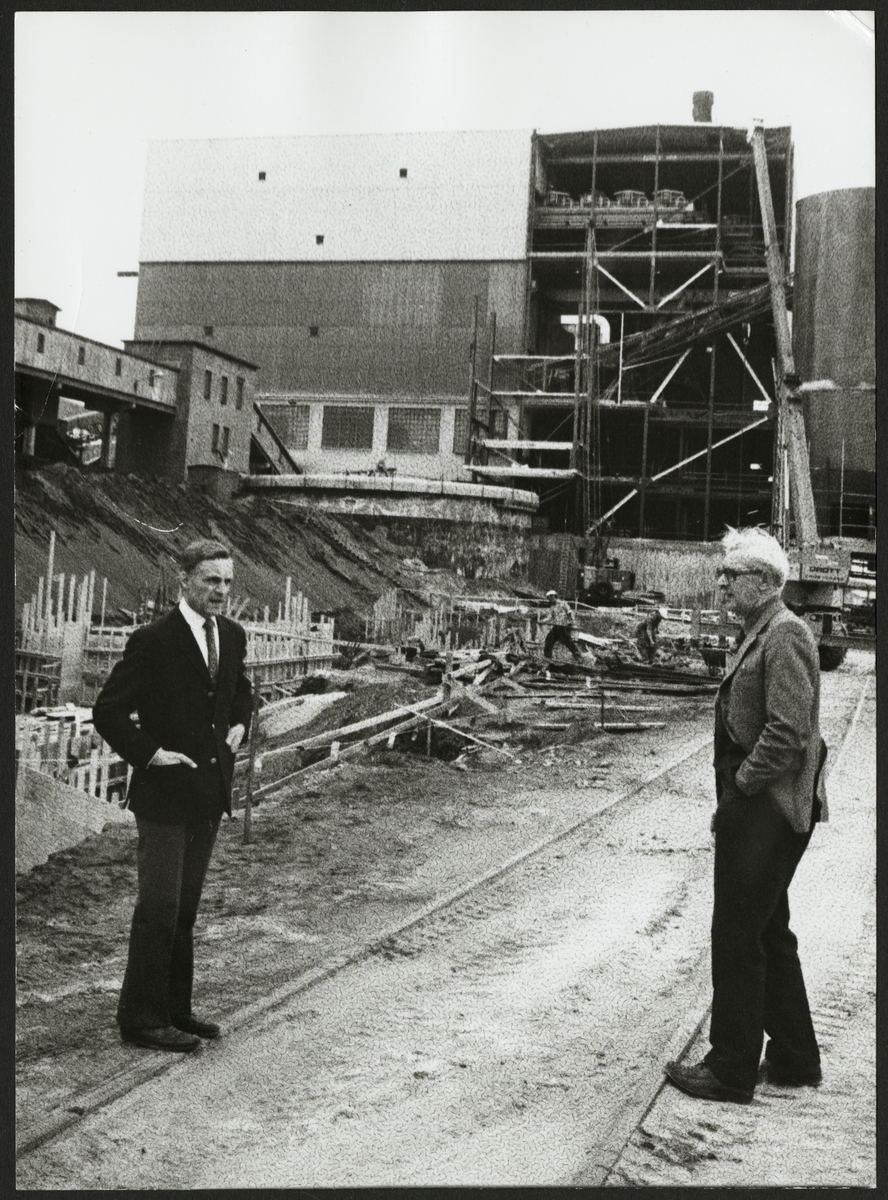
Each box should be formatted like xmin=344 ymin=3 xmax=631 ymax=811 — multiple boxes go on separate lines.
xmin=135 ymin=261 xmax=526 ymax=396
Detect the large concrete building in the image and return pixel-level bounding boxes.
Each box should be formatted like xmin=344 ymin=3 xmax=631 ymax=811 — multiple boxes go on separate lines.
xmin=132 ymin=122 xmax=874 ymax=545
xmin=133 ymin=130 xmax=532 ymax=491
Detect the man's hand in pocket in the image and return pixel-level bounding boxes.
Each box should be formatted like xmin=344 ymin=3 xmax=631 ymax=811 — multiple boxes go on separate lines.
xmin=149 ymin=749 xmax=197 ymax=768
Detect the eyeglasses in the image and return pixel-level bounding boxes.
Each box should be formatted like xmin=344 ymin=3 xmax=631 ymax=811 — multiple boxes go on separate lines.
xmin=717 ymin=568 xmax=762 ymax=583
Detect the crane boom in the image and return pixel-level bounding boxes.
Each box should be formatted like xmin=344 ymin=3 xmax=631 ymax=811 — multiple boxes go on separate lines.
xmin=748 ymin=124 xmax=820 ymax=552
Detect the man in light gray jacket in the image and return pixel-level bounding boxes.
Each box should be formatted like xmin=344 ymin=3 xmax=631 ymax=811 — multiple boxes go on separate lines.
xmin=665 ymin=527 xmax=828 ymax=1104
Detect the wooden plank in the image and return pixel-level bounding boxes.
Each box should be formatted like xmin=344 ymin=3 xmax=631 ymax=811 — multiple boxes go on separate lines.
xmin=411 ymin=713 xmax=519 ymax=760
xmin=464 ymin=466 xmax=579 ymax=479
xmin=244 ymin=702 xmax=456 ymax=798
xmin=598 ymin=721 xmax=667 ymax=731
xmin=543 ymin=701 xmax=659 ymax=712
xmin=481 ymin=440 xmax=574 ymax=452
xmin=259 ymin=693 xmax=447 ymax=758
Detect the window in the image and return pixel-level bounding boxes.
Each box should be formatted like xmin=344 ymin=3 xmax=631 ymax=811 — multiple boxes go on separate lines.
xmin=115 ymin=357 xmax=122 ymax=376
xmin=203 ymin=370 xmax=212 ymax=400
xmin=148 ymin=369 xmax=155 ymax=388
xmin=316 ymin=235 xmax=324 ymax=245
xmin=133 ymin=380 xmax=139 ymax=394
xmin=220 ymin=426 xmax=230 ymax=456
xmin=387 ymin=407 xmax=441 ymax=454
xmin=220 ymin=376 xmax=228 ymax=406
xmin=235 ymin=377 xmax=245 ymax=411
xmin=36 ymin=333 xmax=45 ymax=353
xmin=321 ymin=406 xmax=374 ymax=450
xmin=264 ymin=403 xmax=310 ymax=450
xmin=212 ymin=423 xmax=220 ymax=453
xmin=399 ymin=168 xmax=408 ymax=178
xmin=309 ymin=325 xmax=319 ymax=337
xmin=452 ymin=408 xmax=469 ymax=455
xmin=204 ymin=324 xmax=214 ymax=337
xmin=258 ymin=171 xmax=266 ymax=181
xmin=77 ymin=346 xmax=86 ymax=365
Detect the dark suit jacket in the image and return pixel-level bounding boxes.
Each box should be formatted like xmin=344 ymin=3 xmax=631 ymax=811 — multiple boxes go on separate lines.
xmin=715 ymin=593 xmax=828 ymax=832
xmin=93 ymin=607 xmax=253 ymax=824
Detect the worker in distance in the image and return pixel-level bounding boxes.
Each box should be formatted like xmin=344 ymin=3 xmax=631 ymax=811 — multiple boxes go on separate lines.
xmin=93 ymin=539 xmax=253 ymax=1053
xmin=664 ymin=526 xmax=827 ymax=1104
xmin=633 ymin=606 xmax=667 ymax=663
xmin=540 ymin=589 xmax=585 ymax=664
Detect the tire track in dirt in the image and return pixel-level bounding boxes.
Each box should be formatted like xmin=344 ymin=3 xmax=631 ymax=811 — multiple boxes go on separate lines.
xmin=17 ymin=744 xmax=720 ymax=1187
xmin=17 ymin=662 xmax=868 ymax=1185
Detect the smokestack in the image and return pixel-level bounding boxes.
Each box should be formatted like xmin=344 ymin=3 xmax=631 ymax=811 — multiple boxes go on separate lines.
xmin=692 ymin=91 xmax=714 ymax=123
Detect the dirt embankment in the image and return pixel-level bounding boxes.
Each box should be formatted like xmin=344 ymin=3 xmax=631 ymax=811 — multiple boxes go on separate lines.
xmin=14 ymin=465 xmax=479 ymax=636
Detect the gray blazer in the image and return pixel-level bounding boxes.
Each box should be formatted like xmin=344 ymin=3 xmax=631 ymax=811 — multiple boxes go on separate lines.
xmin=717 ymin=593 xmax=828 ymax=832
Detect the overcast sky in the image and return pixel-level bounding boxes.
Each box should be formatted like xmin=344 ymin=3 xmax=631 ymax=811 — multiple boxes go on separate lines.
xmin=15 ymin=10 xmax=875 ymax=348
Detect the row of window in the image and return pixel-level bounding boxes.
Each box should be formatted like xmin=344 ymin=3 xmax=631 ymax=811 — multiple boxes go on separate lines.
xmin=203 ymin=370 xmax=245 ymax=410
xmin=262 ymin=404 xmax=508 ymax=455
xmin=34 ymin=333 xmax=161 ymax=396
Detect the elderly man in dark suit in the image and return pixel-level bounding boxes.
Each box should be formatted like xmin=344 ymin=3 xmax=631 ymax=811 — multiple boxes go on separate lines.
xmin=93 ymin=539 xmax=253 ymax=1052
xmin=665 ymin=527 xmax=827 ymax=1103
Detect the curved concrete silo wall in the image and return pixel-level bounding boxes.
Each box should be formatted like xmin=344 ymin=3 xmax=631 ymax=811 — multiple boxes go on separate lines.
xmin=792 ymin=187 xmax=875 ymax=539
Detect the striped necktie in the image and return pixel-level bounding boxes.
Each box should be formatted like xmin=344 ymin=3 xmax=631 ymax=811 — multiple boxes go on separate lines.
xmin=204 ymin=618 xmax=218 ymax=682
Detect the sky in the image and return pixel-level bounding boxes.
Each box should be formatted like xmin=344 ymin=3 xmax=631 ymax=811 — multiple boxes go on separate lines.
xmin=15 ymin=10 xmax=875 ymax=348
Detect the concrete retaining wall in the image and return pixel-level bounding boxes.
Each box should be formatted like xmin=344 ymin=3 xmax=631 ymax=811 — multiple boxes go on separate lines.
xmin=608 ymin=538 xmax=724 ymax=607
xmin=352 ymin=514 xmax=533 ymax=581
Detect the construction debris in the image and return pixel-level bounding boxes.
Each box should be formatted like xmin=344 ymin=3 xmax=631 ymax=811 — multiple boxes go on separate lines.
xmin=229 ymin=605 xmax=718 ymax=807
xmin=17 ymin=557 xmax=723 ymax=870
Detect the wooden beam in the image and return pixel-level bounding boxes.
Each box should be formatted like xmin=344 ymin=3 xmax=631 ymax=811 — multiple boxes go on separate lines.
xmin=463 ymin=466 xmax=579 ymax=479
xmin=481 ymin=440 xmax=573 ymax=451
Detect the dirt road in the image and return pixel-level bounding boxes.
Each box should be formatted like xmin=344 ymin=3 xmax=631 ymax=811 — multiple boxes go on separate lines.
xmin=16 ymin=655 xmax=873 ymax=1187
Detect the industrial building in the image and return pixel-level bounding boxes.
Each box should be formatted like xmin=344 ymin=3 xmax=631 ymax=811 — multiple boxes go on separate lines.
xmin=43 ymin=112 xmax=872 ymax=555
xmin=15 ymin=298 xmax=261 ymax=487
xmin=129 ymin=119 xmax=774 ymax=533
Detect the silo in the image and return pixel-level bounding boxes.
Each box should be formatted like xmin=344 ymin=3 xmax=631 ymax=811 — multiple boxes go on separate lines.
xmin=792 ymin=187 xmax=875 ymax=540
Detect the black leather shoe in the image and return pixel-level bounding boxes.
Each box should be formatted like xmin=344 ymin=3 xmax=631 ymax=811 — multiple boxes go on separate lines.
xmin=172 ymin=1013 xmax=221 ymax=1039
xmin=664 ymin=1060 xmax=753 ymax=1104
xmin=121 ymin=1025 xmax=200 ymax=1052
xmin=760 ymin=1059 xmax=822 ymax=1087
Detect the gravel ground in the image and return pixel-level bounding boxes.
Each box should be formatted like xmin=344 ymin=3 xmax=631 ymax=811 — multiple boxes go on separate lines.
xmin=607 ymin=665 xmax=876 ymax=1187
xmin=16 ymin=652 xmax=873 ymax=1187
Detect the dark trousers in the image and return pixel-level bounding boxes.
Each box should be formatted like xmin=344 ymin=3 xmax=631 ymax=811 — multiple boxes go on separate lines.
xmin=117 ymin=815 xmax=220 ymax=1030
xmin=704 ymin=781 xmax=820 ymax=1092
xmin=544 ymin=626 xmax=582 ymax=660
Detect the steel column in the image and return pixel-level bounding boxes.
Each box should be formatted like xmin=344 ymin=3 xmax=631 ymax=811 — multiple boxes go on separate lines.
xmin=638 ymin=406 xmax=650 ymax=535
xmin=465 ymin=295 xmax=479 ymax=466
xmin=702 ymin=131 xmax=724 ymax=541
xmin=649 ymin=126 xmax=660 ymax=305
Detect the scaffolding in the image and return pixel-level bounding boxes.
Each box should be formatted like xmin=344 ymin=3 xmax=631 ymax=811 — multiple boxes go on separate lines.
xmin=467 ymin=124 xmax=790 ymax=544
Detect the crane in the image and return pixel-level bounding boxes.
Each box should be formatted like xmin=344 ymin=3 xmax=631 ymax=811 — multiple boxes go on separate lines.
xmin=749 ymin=121 xmax=852 ymax=668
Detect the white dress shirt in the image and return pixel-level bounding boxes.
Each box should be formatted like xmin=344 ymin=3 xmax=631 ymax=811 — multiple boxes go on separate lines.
xmin=178 ymin=597 xmax=218 ymax=669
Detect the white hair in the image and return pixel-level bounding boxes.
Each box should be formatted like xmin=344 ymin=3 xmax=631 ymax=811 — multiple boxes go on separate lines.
xmin=721 ymin=526 xmax=789 ymax=588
